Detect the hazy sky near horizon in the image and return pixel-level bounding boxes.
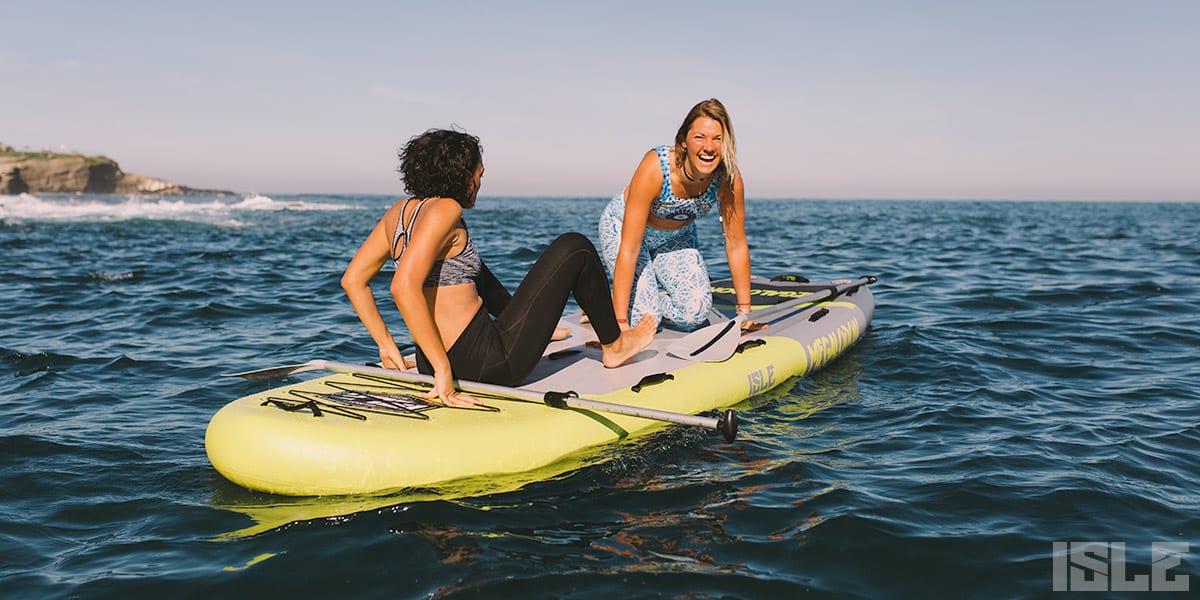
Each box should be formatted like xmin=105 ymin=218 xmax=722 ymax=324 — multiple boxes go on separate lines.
xmin=4 ymin=1 xmax=1197 ymax=200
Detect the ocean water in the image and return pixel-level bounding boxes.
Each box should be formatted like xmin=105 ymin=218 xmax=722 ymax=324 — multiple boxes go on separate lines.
xmin=1 ymin=193 xmax=1196 ymax=598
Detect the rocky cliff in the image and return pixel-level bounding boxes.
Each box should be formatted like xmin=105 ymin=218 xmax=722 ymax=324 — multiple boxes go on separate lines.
xmin=0 ymin=144 xmax=231 ymax=195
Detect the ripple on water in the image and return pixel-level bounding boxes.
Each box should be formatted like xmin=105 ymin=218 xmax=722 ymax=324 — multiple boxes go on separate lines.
xmin=2 ymin=197 xmax=1199 ymax=597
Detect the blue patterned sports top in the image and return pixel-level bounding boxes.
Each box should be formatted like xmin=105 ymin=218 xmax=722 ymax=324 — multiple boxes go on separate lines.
xmin=391 ymin=198 xmax=482 ymax=288
xmin=648 ymin=145 xmax=723 ymax=222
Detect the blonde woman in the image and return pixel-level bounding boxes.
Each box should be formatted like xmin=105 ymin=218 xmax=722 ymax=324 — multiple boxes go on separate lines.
xmin=599 ymin=98 xmax=756 ymax=331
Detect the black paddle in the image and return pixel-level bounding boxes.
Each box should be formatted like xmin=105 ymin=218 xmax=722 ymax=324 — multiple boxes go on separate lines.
xmin=666 ymin=276 xmax=876 ymax=362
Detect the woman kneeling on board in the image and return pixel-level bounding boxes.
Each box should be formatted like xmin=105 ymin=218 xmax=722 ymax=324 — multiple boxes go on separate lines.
xmin=599 ymin=98 xmax=761 ymax=332
xmin=342 ymin=128 xmax=656 ymax=407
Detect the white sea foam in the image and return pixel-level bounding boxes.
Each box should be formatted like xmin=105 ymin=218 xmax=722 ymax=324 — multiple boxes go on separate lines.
xmin=0 ymin=192 xmax=364 ymax=224
xmin=88 ymin=271 xmax=135 ymax=282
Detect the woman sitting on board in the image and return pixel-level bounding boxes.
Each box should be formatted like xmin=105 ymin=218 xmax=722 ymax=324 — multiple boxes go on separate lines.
xmin=599 ymin=98 xmax=760 ymax=332
xmin=342 ymin=128 xmax=656 ymax=407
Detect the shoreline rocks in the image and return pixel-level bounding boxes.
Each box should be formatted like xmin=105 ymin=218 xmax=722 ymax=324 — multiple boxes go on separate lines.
xmin=1 ymin=144 xmax=233 ymax=195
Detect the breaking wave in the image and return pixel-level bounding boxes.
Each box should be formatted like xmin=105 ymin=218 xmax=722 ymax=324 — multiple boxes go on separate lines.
xmin=0 ymin=192 xmax=364 ymax=225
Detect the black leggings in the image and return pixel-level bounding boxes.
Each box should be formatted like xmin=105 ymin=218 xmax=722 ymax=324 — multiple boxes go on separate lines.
xmin=416 ymin=232 xmax=621 ymax=387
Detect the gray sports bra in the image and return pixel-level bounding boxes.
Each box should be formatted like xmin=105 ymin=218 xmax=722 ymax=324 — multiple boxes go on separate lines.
xmin=390 ymin=198 xmax=482 ymax=288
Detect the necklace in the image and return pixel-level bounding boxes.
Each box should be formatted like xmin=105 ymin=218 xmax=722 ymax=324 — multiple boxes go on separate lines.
xmin=681 ymin=160 xmax=710 ymax=183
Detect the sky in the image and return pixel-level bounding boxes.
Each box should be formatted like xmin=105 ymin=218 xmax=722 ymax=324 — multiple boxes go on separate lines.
xmin=3 ymin=1 xmax=1197 ymax=201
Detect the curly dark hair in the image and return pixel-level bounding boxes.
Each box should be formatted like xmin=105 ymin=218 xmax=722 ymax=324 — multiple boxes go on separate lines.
xmin=397 ymin=128 xmax=482 ymax=205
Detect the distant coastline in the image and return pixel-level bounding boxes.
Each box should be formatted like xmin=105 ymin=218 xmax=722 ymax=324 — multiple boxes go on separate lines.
xmin=0 ymin=142 xmax=232 ymax=196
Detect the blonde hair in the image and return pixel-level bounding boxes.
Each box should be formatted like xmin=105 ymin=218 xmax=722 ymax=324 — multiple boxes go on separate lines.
xmin=673 ymin=98 xmax=739 ymax=189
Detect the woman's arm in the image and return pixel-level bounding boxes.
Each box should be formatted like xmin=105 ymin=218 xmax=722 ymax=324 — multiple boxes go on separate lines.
xmin=389 ymin=198 xmax=480 ymax=406
xmin=719 ymin=174 xmax=758 ymax=327
xmin=342 ymin=205 xmax=408 ymax=369
xmin=611 ymin=150 xmax=661 ymax=326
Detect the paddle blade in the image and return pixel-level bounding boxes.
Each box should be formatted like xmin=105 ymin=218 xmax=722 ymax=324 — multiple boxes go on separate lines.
xmin=222 ymin=362 xmax=323 ymax=380
xmin=666 ymin=315 xmax=745 ymax=362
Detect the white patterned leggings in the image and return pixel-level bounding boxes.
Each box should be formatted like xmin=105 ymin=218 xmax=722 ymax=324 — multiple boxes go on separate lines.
xmin=598 ymin=195 xmax=712 ymax=330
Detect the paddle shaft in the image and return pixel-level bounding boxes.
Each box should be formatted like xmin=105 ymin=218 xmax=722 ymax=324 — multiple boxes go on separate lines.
xmin=742 ymin=276 xmax=876 ymax=324
xmin=670 ymin=276 xmax=876 ymax=362
xmin=228 ymin=360 xmax=737 ymax=441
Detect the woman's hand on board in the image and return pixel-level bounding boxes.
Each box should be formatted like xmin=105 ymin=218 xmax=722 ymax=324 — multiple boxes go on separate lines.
xmin=424 ymin=368 xmax=482 ymax=408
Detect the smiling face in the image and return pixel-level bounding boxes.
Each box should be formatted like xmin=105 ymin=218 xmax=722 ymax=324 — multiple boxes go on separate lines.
xmin=672 ymin=99 xmax=738 ymax=184
xmin=681 ymin=117 xmax=724 ymax=178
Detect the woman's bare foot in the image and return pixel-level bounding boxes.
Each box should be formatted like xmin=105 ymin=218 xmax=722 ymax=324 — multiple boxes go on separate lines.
xmin=551 ymin=326 xmax=570 ymax=341
xmin=741 ymin=320 xmax=768 ymax=332
xmin=601 ymin=314 xmax=656 ymax=368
